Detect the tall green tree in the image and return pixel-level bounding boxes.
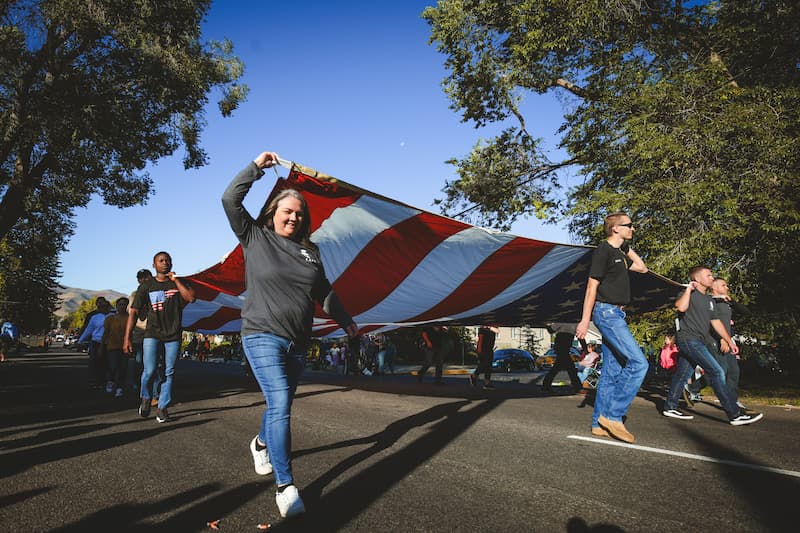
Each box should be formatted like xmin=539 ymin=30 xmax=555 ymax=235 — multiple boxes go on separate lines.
xmin=424 ymin=1 xmax=800 ymax=370
xmin=0 ymin=0 xmax=247 ymax=331
xmin=0 ymin=189 xmax=68 ymax=332
xmin=0 ymin=227 xmax=61 ymax=333
xmin=0 ymin=0 xmax=247 ymax=240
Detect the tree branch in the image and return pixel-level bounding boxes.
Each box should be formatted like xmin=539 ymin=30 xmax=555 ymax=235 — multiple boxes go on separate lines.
xmin=554 ymin=77 xmax=590 ymax=99
xmin=452 ymin=157 xmax=579 ymax=219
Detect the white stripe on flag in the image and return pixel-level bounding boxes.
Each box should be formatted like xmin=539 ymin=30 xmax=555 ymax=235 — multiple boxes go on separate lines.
xmin=353 ymin=227 xmax=515 ymax=323
xmin=312 ymin=195 xmax=420 ymax=283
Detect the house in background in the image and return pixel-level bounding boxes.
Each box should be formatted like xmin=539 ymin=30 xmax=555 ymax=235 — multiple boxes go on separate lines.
xmin=472 ymin=324 xmax=603 ymax=355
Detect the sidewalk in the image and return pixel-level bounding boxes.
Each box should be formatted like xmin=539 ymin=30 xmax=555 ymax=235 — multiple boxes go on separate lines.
xmin=197 ymin=356 xmax=558 ymax=387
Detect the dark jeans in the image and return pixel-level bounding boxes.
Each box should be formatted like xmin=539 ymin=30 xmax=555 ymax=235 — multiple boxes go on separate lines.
xmin=87 ymin=341 xmax=106 ymax=386
xmin=685 ymin=346 xmax=740 ymax=403
xmin=667 ymin=339 xmax=739 ymax=419
xmin=107 ymin=349 xmax=127 ymax=389
xmin=543 ymin=352 xmax=581 ymax=390
xmin=474 ymin=353 xmax=493 ymax=380
xmin=714 ymin=349 xmax=740 ymax=404
xmin=418 ymin=348 xmax=443 ymax=382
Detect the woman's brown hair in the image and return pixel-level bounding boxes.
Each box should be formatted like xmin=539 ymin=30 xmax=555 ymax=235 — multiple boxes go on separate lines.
xmin=257 ymin=188 xmax=316 ymax=249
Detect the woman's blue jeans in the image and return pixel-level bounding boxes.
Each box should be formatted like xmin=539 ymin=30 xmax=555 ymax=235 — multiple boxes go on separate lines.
xmin=667 ymin=339 xmax=739 ymax=419
xmin=591 ymin=303 xmax=648 ymax=427
xmin=243 ymin=333 xmax=306 ymax=487
xmin=141 ymin=338 xmax=179 ymax=409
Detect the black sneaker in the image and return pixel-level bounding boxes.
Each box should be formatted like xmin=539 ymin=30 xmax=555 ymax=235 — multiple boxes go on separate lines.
xmin=730 ymin=410 xmax=763 ymax=426
xmin=662 ymin=409 xmax=693 ymax=420
xmin=482 ymin=383 xmax=495 ymax=390
xmin=155 ymin=408 xmax=169 ymax=423
xmin=138 ymin=397 xmax=151 ymax=418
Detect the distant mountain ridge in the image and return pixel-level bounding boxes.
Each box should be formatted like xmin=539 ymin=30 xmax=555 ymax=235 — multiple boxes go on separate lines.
xmin=55 ymin=286 xmax=128 ymax=318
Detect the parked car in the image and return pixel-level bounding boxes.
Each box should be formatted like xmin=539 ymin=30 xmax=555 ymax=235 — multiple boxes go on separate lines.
xmin=491 ymin=349 xmax=536 ymax=372
xmin=535 ymin=346 xmax=582 ymax=370
xmin=63 ymin=335 xmax=84 ymax=351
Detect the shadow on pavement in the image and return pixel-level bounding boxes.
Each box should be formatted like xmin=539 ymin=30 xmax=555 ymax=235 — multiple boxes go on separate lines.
xmin=49 ymin=481 xmax=265 ymax=533
xmin=0 ymin=417 xmax=214 ymax=478
xmin=673 ymin=424 xmax=799 ymax=532
xmin=270 ymin=398 xmax=504 ymax=532
xmin=0 ymin=486 xmax=53 ymax=508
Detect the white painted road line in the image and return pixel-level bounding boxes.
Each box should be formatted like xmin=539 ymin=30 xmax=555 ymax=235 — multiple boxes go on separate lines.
xmin=567 ymin=435 xmax=800 ymax=479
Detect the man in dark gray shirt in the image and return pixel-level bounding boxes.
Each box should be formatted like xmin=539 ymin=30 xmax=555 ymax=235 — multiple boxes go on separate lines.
xmin=662 ymin=266 xmax=762 ymax=425
xmin=711 ymin=277 xmax=749 ymax=409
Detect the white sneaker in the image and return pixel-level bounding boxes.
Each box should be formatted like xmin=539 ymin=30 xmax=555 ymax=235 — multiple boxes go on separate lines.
xmin=730 ymin=411 xmax=764 ymax=426
xmin=276 ymin=485 xmax=306 ymax=518
xmin=105 ymin=381 xmax=114 ymax=393
xmin=114 ymin=388 xmax=124 ymax=398
xmin=249 ymin=436 xmax=272 ymax=475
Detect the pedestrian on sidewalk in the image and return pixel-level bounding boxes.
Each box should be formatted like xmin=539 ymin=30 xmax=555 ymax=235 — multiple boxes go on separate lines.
xmin=0 ymin=318 xmax=19 ymax=363
xmin=470 ymin=325 xmax=498 ymax=389
xmin=542 ymin=324 xmax=583 ymax=394
xmin=223 ymin=151 xmax=358 ymax=519
xmin=418 ymin=325 xmax=447 ymax=384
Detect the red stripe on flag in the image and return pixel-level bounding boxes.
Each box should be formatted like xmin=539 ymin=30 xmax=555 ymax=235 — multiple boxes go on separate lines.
xmin=186 ymin=282 xmax=225 ymax=303
xmin=330 ymin=212 xmax=471 ymax=317
xmin=286 ymin=172 xmax=362 ymax=233
xmin=187 ymin=246 xmax=246 ymax=296
xmin=407 ymin=237 xmax=555 ymax=322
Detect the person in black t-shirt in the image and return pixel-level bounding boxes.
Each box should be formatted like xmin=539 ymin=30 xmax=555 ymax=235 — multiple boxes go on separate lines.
xmin=124 ymin=251 xmax=195 ymax=423
xmin=576 ymin=212 xmax=648 ymax=444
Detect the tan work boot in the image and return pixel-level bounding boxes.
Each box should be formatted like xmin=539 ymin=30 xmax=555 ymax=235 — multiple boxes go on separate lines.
xmin=591 ymin=426 xmax=610 ymax=438
xmin=598 ymin=415 xmax=635 ymax=443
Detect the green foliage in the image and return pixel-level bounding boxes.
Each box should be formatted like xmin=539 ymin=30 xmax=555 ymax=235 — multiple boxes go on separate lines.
xmin=71 ymin=297 xmax=101 ymax=331
xmin=425 ymin=0 xmax=800 ymax=370
xmin=0 ymin=0 xmax=248 ymax=239
xmin=0 ymin=215 xmax=63 ymax=333
xmin=0 ymin=0 xmax=248 ymax=329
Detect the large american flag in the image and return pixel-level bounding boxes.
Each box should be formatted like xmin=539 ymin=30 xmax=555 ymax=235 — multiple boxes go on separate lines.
xmin=182 ymin=162 xmax=681 ymax=336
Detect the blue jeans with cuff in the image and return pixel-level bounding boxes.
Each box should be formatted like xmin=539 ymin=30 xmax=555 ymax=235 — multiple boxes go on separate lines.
xmin=591 ymin=303 xmax=648 ymax=428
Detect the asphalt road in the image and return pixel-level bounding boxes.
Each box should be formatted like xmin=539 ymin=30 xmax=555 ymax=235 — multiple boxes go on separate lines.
xmin=2 ymin=351 xmax=798 ymax=532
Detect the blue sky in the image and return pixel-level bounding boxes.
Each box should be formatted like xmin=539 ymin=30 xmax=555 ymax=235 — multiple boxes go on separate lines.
xmin=59 ymin=0 xmax=576 ymax=295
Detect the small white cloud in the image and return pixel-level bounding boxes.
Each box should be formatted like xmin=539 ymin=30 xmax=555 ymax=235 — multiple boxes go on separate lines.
xmin=399 ymin=141 xmax=406 ymax=147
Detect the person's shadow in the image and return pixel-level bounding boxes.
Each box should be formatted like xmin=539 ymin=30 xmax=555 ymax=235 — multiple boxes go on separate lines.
xmin=271 ymin=398 xmax=503 ymax=531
